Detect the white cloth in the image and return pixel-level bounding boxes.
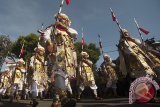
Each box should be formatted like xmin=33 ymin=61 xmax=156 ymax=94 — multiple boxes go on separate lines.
xmin=0 ymin=88 xmax=6 ymax=95
xmin=31 ymin=80 xmax=38 ymax=97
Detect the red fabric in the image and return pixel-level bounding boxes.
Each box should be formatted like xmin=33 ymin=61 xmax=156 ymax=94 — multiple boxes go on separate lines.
xmin=56 ymin=26 xmax=67 ymax=32
xmin=66 ymin=0 xmax=70 ymax=5
xmin=111 ymin=12 xmax=116 ymax=21
xmin=139 ymin=27 xmax=149 ymax=35
xmin=20 ymin=47 xmax=24 ymax=57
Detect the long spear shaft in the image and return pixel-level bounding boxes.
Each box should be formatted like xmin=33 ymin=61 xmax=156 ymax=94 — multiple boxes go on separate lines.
xmin=19 ymin=42 xmax=24 ymax=58
xmin=58 ymin=0 xmax=65 ymax=14
xmin=110 ymin=8 xmax=122 ymax=31
xmin=81 ymin=28 xmax=84 ymax=51
xmin=110 ymin=8 xmax=134 ymax=52
xmin=98 ymin=34 xmax=108 ymax=74
xmin=134 ymin=18 xmax=155 ymax=65
xmin=134 ymin=18 xmax=144 ymax=42
xmin=81 ymin=28 xmax=84 ymax=72
xmin=110 ymin=8 xmax=133 ymax=48
xmin=81 ymin=28 xmax=88 ymax=81
xmin=98 ymin=35 xmax=105 ymax=60
xmin=50 ymin=0 xmax=65 ymax=41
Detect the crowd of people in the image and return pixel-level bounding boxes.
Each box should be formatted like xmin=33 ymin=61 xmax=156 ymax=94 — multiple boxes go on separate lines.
xmin=0 ymin=11 xmax=160 ymax=107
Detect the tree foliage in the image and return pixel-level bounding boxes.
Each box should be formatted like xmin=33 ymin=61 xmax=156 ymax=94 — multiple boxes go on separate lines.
xmin=0 ymin=35 xmax=12 ymax=69
xmin=11 ymin=33 xmax=39 ymax=61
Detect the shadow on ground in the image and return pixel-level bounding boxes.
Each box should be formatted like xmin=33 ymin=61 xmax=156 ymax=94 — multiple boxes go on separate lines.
xmin=0 ymin=100 xmax=30 ymax=107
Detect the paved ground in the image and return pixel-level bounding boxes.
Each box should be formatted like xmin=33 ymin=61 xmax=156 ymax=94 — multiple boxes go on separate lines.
xmin=0 ymin=98 xmax=160 ymax=107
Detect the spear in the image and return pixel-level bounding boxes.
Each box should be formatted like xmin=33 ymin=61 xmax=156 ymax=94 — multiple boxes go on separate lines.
xmin=24 ymin=60 xmax=28 ymax=84
xmin=58 ymin=0 xmax=65 ymax=14
xmin=81 ymin=28 xmax=84 ymax=51
xmin=98 ymin=34 xmax=105 ymax=60
xmin=110 ymin=8 xmax=135 ymax=48
xmin=19 ymin=42 xmax=24 ymax=58
xmin=80 ymin=28 xmax=88 ymax=81
xmin=110 ymin=8 xmax=134 ymax=52
xmin=134 ymin=18 xmax=144 ymax=43
xmin=134 ymin=18 xmax=155 ymax=65
xmin=110 ymin=8 xmax=122 ymax=31
xmin=55 ymin=0 xmax=70 ymax=22
xmin=98 ymin=34 xmax=108 ymax=74
xmin=81 ymin=27 xmax=84 ymax=75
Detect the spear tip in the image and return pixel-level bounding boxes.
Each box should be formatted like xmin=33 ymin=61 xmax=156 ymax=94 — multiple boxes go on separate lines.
xmin=134 ymin=17 xmax=137 ymax=22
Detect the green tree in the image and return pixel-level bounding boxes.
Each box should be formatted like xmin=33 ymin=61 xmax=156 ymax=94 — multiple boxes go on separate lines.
xmin=0 ymin=35 xmax=13 ymax=70
xmin=11 ymin=33 xmax=39 ymax=61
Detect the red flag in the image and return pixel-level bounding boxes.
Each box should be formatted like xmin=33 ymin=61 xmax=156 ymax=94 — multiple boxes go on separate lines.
xmin=139 ymin=27 xmax=149 ymax=35
xmin=20 ymin=47 xmax=24 ymax=57
xmin=110 ymin=8 xmax=116 ymax=21
xmin=19 ymin=44 xmax=25 ymax=58
xmin=66 ymin=0 xmax=70 ymax=5
xmin=111 ymin=12 xmax=116 ymax=21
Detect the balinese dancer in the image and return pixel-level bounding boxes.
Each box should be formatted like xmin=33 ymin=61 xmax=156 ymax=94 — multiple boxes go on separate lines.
xmin=0 ymin=69 xmax=11 ymax=99
xmin=77 ymin=51 xmax=101 ymax=100
xmin=29 ymin=44 xmax=48 ymax=107
xmin=141 ymin=41 xmax=160 ymax=80
xmin=101 ymin=54 xmax=118 ymax=97
xmin=51 ymin=13 xmax=78 ymax=106
xmin=118 ymin=29 xmax=155 ymax=78
xmin=11 ymin=58 xmax=26 ymax=101
xmin=38 ymin=12 xmax=78 ymax=107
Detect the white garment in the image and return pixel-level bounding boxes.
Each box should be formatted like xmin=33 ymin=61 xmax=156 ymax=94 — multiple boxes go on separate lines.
xmin=31 ymin=80 xmax=39 ymax=96
xmin=0 ymin=88 xmax=6 ymax=95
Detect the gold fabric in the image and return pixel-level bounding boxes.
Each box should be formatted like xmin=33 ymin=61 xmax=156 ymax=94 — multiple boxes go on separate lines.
xmin=2 ymin=75 xmax=10 ymax=88
xmin=14 ymin=69 xmax=24 ymax=84
xmin=53 ymin=29 xmax=76 ymax=77
xmin=105 ymin=65 xmax=118 ymax=81
xmin=120 ymin=39 xmax=155 ymax=77
xmin=30 ymin=55 xmax=48 ymax=89
xmin=80 ymin=61 xmax=95 ymax=85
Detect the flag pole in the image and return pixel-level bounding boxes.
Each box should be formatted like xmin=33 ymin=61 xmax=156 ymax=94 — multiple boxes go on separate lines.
xmin=81 ymin=27 xmax=84 ymax=52
xmin=98 ymin=34 xmax=108 ymax=74
xmin=76 ymin=27 xmax=84 ymax=88
xmin=19 ymin=42 xmax=24 ymax=58
xmin=134 ymin=18 xmax=144 ymax=43
xmin=98 ymin=34 xmax=105 ymax=59
xmin=80 ymin=28 xmax=89 ymax=82
xmin=51 ymin=0 xmax=66 ymax=42
xmin=134 ymin=18 xmax=155 ymax=65
xmin=41 ymin=23 xmax=44 ymax=30
xmin=110 ymin=8 xmax=134 ymax=47
xmin=58 ymin=0 xmax=65 ymax=14
xmin=110 ymin=8 xmax=122 ymax=31
xmin=110 ymin=8 xmax=133 ymax=49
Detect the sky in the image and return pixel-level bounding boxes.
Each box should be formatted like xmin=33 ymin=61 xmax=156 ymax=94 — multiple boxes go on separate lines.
xmin=0 ymin=0 xmax=160 ymax=67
